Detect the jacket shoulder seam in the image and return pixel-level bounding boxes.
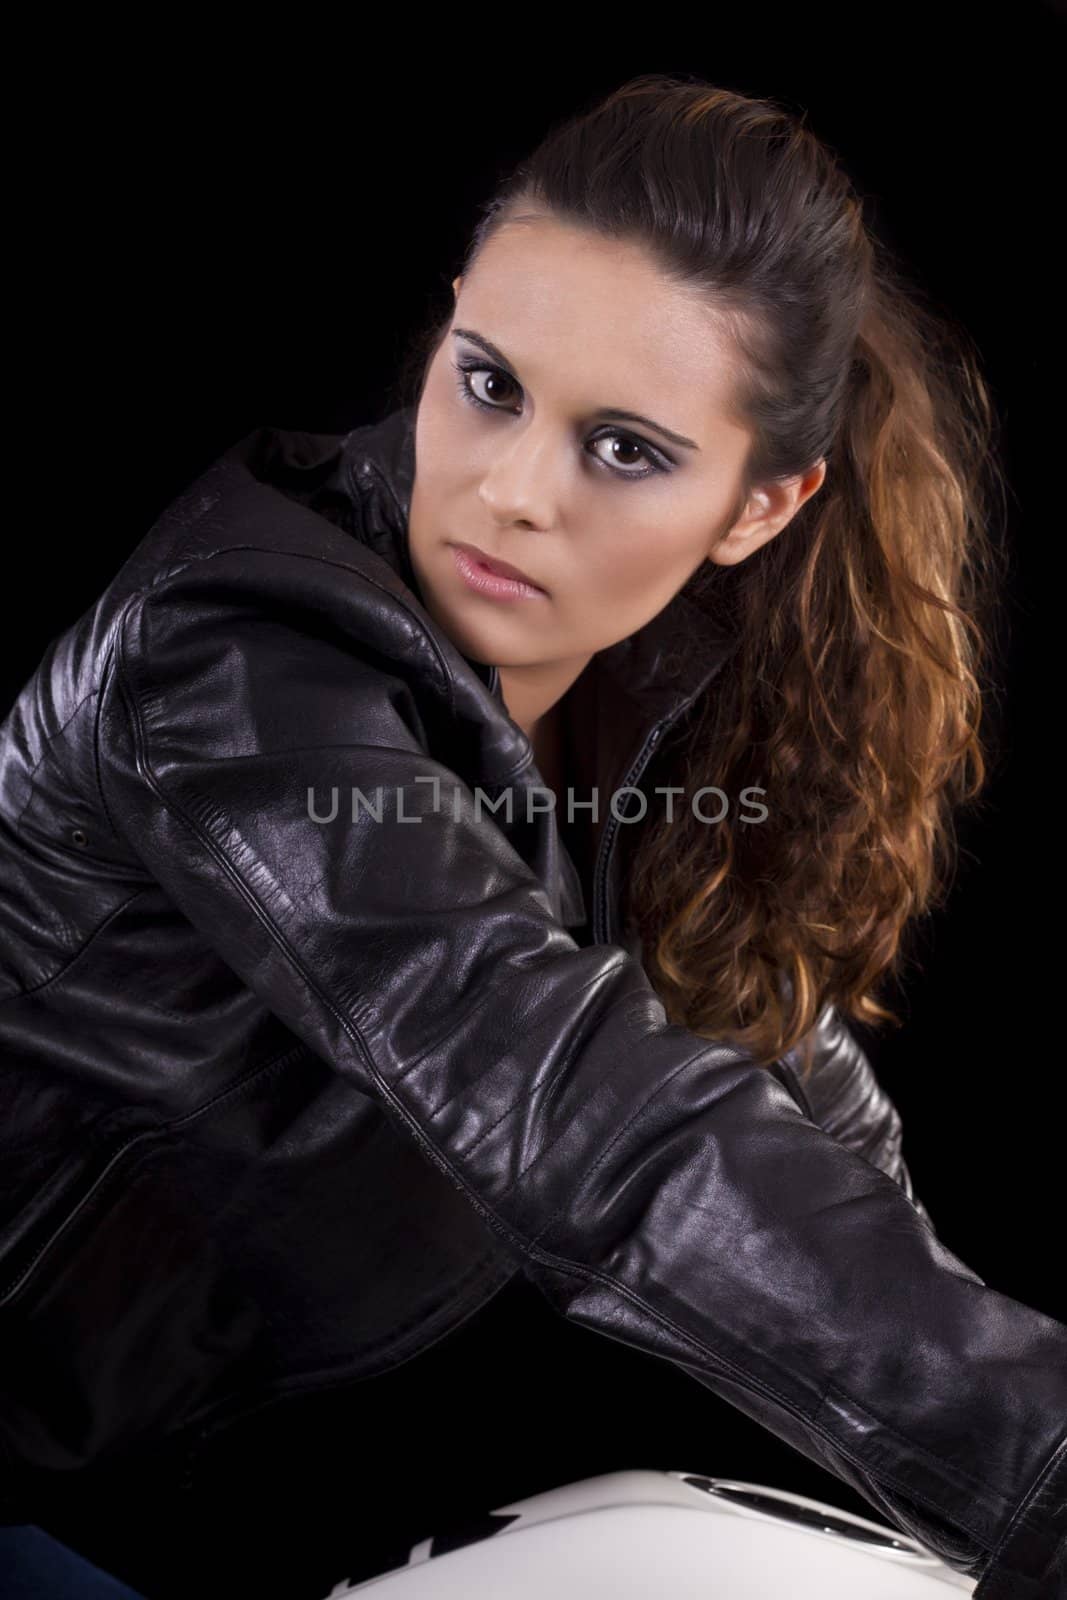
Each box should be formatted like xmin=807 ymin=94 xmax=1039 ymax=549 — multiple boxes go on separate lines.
xmin=116 ymin=540 xmax=458 ymax=721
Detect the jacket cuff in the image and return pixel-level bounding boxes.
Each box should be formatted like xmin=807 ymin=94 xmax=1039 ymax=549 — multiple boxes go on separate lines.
xmin=972 ymin=1429 xmax=1067 ymax=1598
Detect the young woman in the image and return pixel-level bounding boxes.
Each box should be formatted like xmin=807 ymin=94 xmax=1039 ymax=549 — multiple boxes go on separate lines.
xmin=1 ymin=74 xmax=1064 ymax=1598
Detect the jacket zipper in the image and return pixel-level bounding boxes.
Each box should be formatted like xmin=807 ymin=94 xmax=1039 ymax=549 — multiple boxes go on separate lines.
xmin=592 ymin=721 xmax=665 ymax=946
xmin=490 ymin=657 xmax=673 ymax=947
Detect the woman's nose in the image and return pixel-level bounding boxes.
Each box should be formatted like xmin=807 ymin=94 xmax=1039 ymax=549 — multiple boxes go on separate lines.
xmin=477 ymin=427 xmax=561 ymax=531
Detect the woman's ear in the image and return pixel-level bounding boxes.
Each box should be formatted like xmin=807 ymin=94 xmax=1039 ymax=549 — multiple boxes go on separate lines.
xmin=708 ymin=459 xmax=827 ymax=567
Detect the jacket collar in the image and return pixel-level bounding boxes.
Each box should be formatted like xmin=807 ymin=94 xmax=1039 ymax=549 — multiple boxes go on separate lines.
xmin=341 ymin=403 xmax=742 ymax=799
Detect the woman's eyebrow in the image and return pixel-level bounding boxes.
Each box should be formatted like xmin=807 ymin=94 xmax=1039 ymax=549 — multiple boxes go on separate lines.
xmin=452 ymin=327 xmax=701 ymax=452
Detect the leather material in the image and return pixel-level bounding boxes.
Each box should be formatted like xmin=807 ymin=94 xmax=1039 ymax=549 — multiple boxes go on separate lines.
xmin=0 ymin=405 xmax=1063 ymax=1593
xmin=774 ymin=1002 xmax=934 ymax=1229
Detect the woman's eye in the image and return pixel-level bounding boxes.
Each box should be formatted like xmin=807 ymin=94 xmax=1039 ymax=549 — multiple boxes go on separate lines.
xmin=449 ymin=358 xmax=668 ymax=482
xmin=458 ymin=364 xmax=518 ymax=410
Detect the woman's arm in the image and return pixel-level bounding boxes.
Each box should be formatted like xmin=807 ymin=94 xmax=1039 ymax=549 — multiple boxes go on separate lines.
xmin=97 ymin=541 xmax=1066 ymax=1598
xmin=774 ymin=1004 xmax=935 ymax=1230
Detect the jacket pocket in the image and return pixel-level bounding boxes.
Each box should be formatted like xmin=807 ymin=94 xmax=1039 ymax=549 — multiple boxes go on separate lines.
xmin=0 ymin=1132 xmax=264 ymax=1476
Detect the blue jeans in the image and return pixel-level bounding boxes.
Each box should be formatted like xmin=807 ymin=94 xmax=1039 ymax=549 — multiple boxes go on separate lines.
xmin=0 ymin=1524 xmax=148 ymax=1598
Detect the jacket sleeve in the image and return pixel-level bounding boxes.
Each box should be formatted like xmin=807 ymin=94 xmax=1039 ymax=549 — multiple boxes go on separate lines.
xmin=96 ymin=546 xmax=1067 ymax=1599
xmin=774 ymin=1005 xmax=936 ymax=1231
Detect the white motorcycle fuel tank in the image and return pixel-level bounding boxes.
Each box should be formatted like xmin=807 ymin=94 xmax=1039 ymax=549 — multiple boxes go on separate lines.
xmin=319 ymin=1469 xmax=976 ymax=1597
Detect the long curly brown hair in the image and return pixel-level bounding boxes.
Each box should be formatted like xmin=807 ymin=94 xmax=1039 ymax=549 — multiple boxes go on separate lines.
xmin=391 ymin=73 xmax=1009 ymax=1079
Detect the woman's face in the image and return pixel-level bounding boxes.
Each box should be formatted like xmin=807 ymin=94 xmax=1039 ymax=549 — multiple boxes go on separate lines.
xmin=408 ymin=211 xmax=818 ymax=679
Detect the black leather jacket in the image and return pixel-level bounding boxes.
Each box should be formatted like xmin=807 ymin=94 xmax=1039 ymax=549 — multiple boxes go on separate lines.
xmin=1 ymin=405 xmax=1064 ymax=1595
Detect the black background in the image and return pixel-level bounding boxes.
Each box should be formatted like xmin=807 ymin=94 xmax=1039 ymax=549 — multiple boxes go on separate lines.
xmin=8 ymin=9 xmax=1064 ymax=1593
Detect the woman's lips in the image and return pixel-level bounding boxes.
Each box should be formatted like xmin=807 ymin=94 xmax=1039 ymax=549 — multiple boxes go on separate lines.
xmin=449 ymin=543 xmax=547 ymax=602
